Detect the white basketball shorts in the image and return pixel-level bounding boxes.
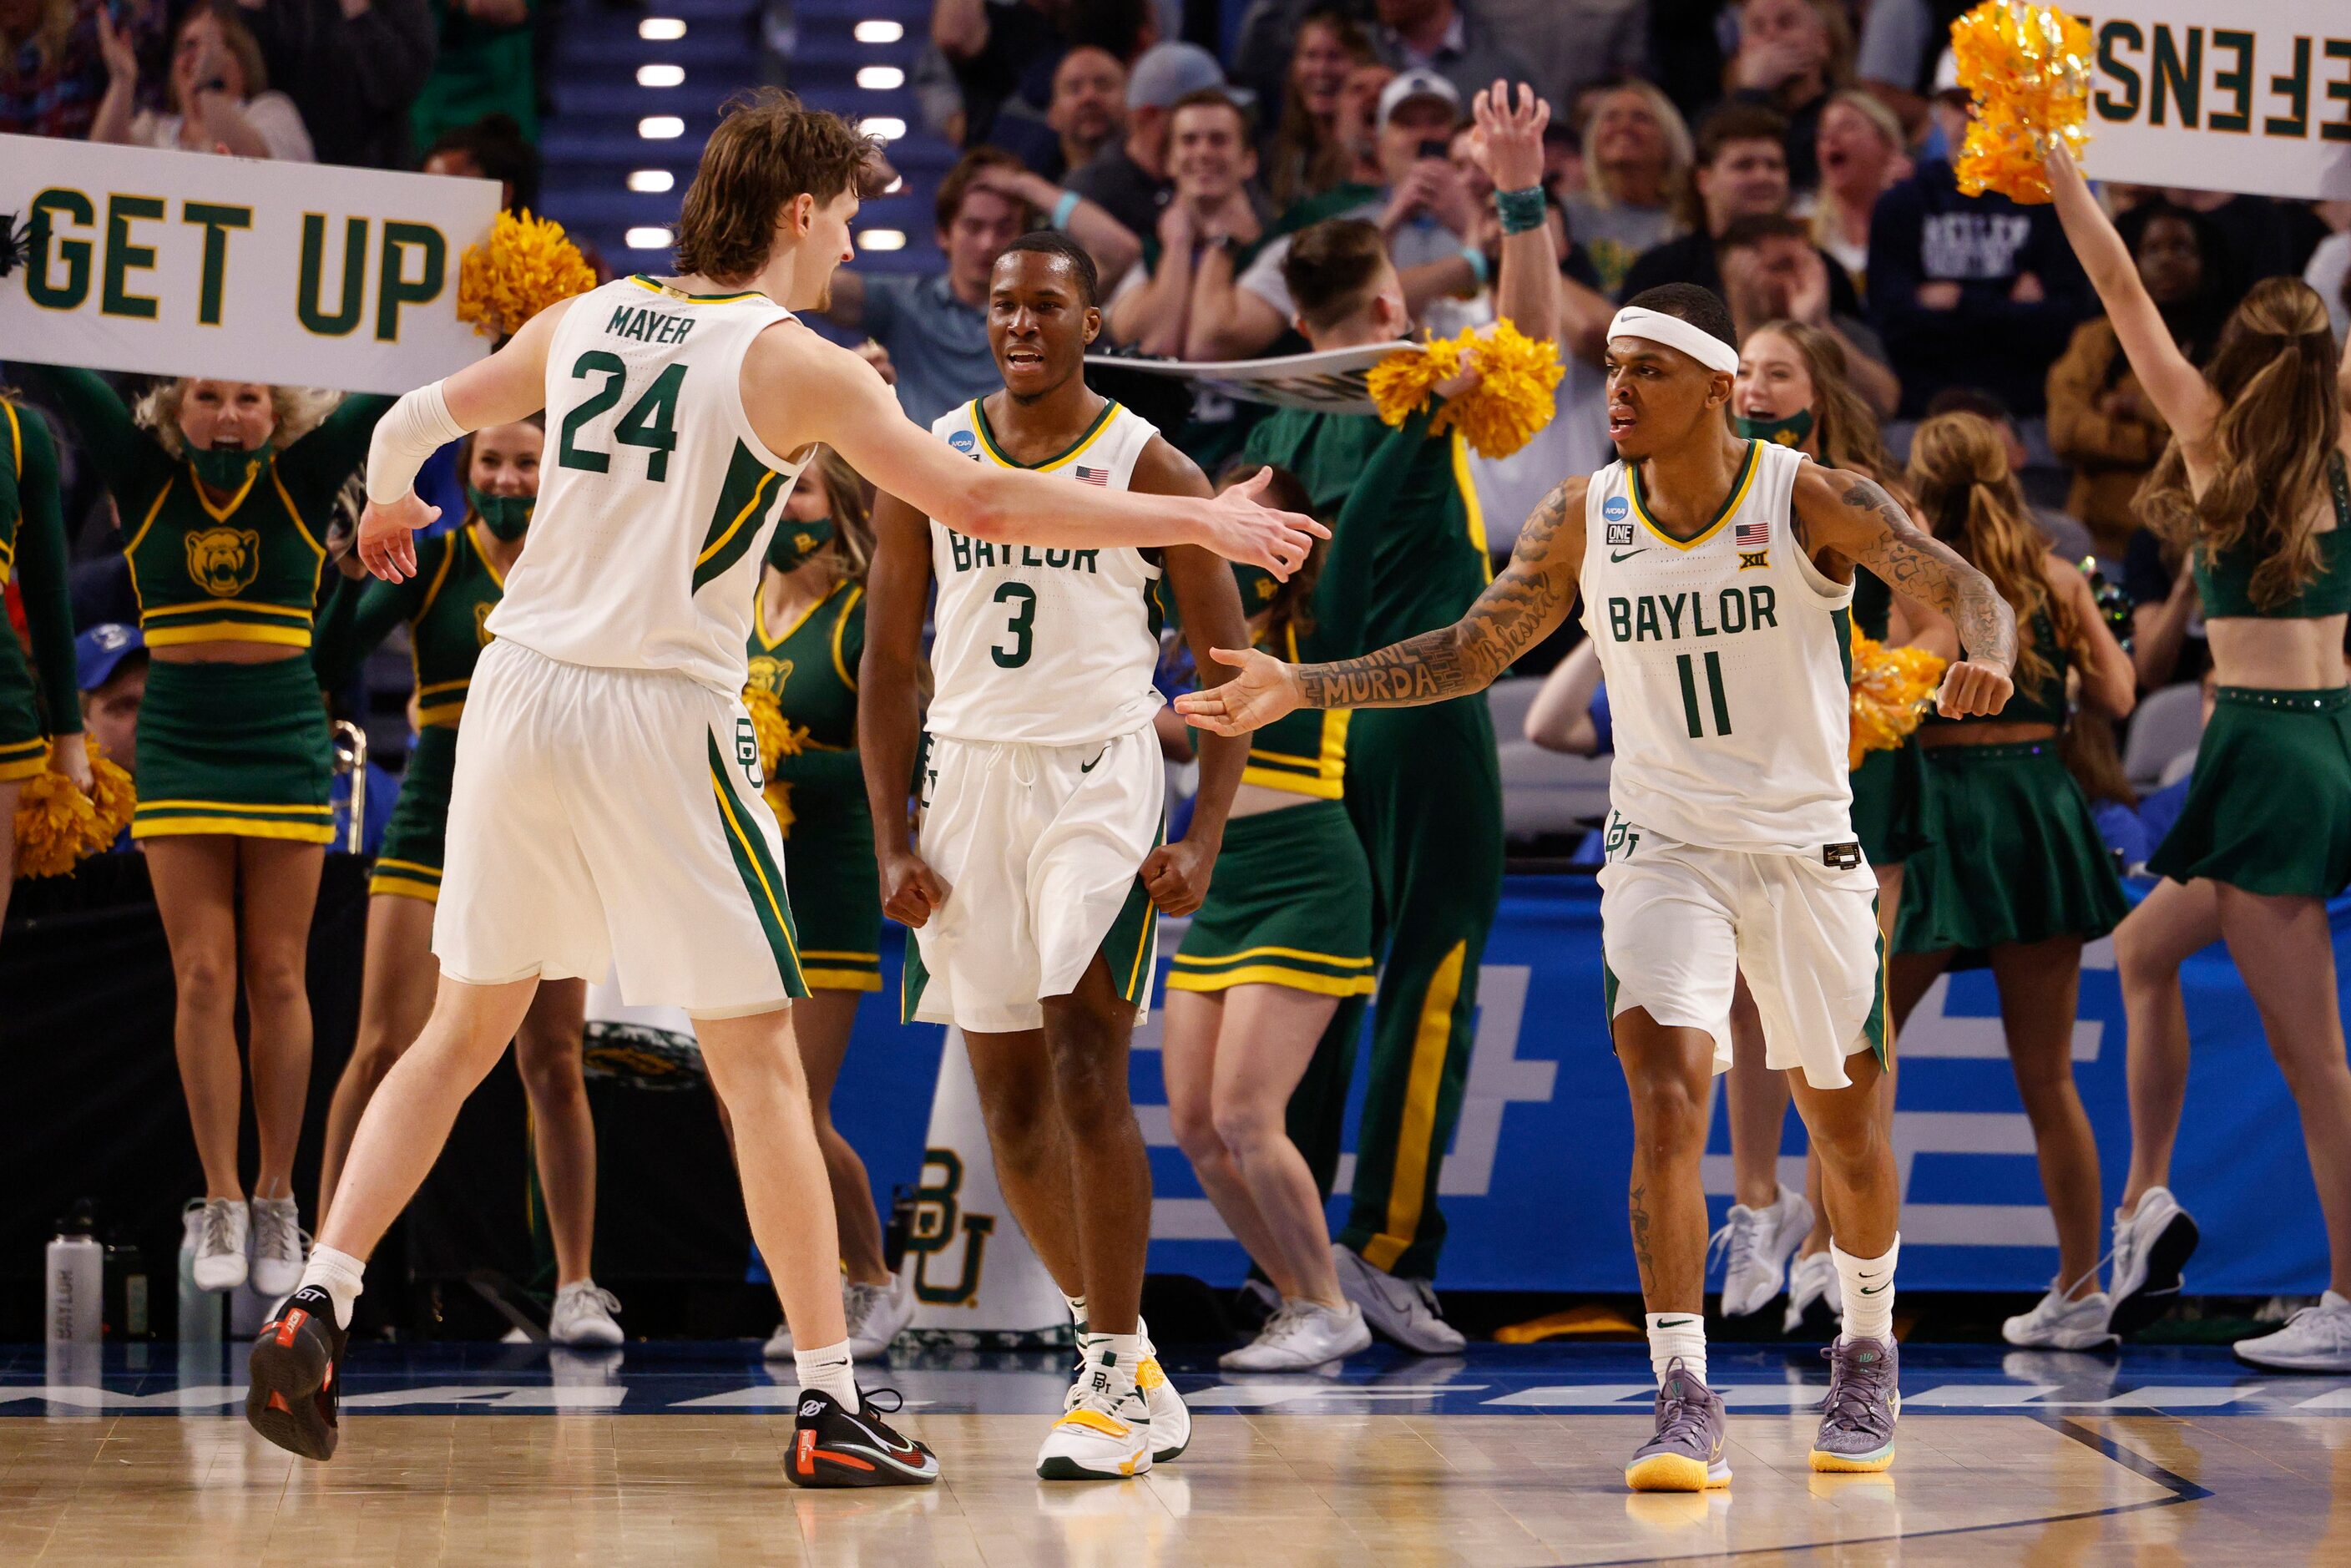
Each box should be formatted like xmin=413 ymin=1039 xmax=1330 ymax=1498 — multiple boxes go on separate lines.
xmin=904 ymin=725 xmax=1165 ymax=1034
xmin=434 ymin=640 xmax=807 ymax=1017
xmin=1595 ymin=812 xmax=1888 ymax=1090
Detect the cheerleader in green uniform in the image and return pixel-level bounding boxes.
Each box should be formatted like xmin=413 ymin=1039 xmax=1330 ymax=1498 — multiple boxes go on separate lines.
xmin=1716 ymin=321 xmax=1952 ymax=1333
xmin=1890 ymin=411 xmax=2136 ymax=1347
xmin=1163 ymin=463 xmax=1385 ymax=1372
xmin=2050 ymin=150 xmax=2351 ymax=1370
xmin=0 ymin=397 xmax=90 ymax=925
xmin=307 ymin=418 xmax=621 ymax=1347
xmin=738 ymin=450 xmax=910 ymax=1361
xmin=23 ymin=365 xmax=390 ymax=1297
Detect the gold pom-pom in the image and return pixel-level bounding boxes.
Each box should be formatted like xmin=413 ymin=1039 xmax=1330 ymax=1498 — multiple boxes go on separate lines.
xmin=458 ymin=210 xmax=599 ymax=341
xmin=1848 ymin=627 xmax=1949 ymax=770
xmin=742 ymin=687 xmax=811 ymax=837
xmin=83 ymin=746 xmax=134 ymax=853
xmin=1368 ymin=337 xmax=1459 ymax=430
xmin=1950 ymin=1 xmax=2094 ymax=204
xmin=13 ymin=756 xmax=98 ymax=878
xmin=764 ymin=779 xmax=796 ymax=839
xmin=1368 ymin=322 xmax=1564 ymax=460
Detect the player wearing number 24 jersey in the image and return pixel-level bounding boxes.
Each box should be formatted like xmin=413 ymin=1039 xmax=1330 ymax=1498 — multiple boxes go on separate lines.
xmin=1180 ymin=285 xmax=2019 ymax=1494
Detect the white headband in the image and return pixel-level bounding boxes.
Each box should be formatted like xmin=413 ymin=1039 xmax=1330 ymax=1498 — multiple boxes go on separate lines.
xmin=1607 ymin=306 xmax=1741 ymax=376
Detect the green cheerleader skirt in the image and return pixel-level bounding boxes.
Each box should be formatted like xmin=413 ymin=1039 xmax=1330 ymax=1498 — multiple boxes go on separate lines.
xmin=1896 ymin=739 xmax=2128 ymax=958
xmin=133 ymin=656 xmax=334 ymax=842
xmin=1850 ymin=736 xmax=1929 ymax=867
xmin=2147 ymin=685 xmax=2351 ymax=898
xmin=774 ymin=776 xmax=884 ymax=993
xmin=370 ymin=723 xmax=458 ymax=901
xmin=1168 ymin=799 xmax=1378 ymax=997
xmin=0 ymin=620 xmax=48 ymax=782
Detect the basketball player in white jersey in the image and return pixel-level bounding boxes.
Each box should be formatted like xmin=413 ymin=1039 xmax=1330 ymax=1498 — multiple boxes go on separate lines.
xmin=1181 ymin=284 xmax=2019 ymax=1492
xmin=862 ymin=232 xmax=1251 ymax=1480
xmin=244 ymin=91 xmax=1322 ymax=1484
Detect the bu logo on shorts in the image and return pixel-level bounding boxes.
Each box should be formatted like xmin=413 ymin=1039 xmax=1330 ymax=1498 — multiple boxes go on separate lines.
xmin=735 ymin=716 xmax=763 ymax=788
xmin=1604 ymin=812 xmax=1641 ymax=860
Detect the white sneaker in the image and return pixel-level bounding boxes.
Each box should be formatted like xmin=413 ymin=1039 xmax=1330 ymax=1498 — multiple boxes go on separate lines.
xmin=1219 ymin=1300 xmax=1373 ymax=1371
xmin=2003 ymin=1280 xmax=2119 ymax=1350
xmin=1783 ymin=1249 xmax=1841 ymax=1338
xmin=845 ymin=1277 xmax=914 ymax=1360
xmin=1709 ymin=1184 xmax=1813 ymax=1319
xmin=1137 ymin=1319 xmax=1189 ymax=1461
xmin=761 ymin=1321 xmax=794 ymax=1361
xmin=247 ymin=1197 xmax=306 ymax=1298
xmin=190 ymin=1198 xmax=249 ymax=1292
xmin=549 ymin=1281 xmax=625 ymax=1348
xmin=2106 ymin=1187 xmax=2199 ymax=1338
xmin=2235 ymin=1291 xmax=2351 ymax=1372
xmin=1037 ymin=1353 xmax=1152 ymax=1480
xmin=1332 ymin=1244 xmax=1465 ymax=1354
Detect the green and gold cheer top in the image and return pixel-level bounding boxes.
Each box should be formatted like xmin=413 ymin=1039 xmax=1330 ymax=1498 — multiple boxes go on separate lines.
xmin=314 ymin=520 xmax=510 ymax=726
xmin=24 ymin=367 xmax=390 ymax=649
xmin=1242 ymin=620 xmax=1350 ymax=798
xmin=746 ymin=577 xmax=864 ymax=751
xmin=0 ymin=400 xmax=81 ymax=739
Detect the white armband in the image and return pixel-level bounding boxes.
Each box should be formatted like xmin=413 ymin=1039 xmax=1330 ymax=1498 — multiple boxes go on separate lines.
xmin=365 ymin=380 xmax=468 ymax=505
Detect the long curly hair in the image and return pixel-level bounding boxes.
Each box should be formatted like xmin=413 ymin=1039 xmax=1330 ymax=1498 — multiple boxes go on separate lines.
xmin=1909 ymin=412 xmax=2067 ymax=695
xmin=132 ymin=378 xmax=339 ymax=458
xmin=2135 ymin=276 xmax=2343 ymax=610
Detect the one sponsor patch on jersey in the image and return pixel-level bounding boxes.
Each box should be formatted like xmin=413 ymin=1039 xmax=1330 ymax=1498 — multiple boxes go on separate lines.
xmin=948 ymin=430 xmax=977 ymax=453
xmin=1738 ymin=549 xmax=1768 ymax=570
xmin=1602 ymin=497 xmax=1631 ymax=523
xmin=1734 ymin=518 xmax=1769 ymax=549
xmin=1606 ymin=521 xmax=1635 ymax=546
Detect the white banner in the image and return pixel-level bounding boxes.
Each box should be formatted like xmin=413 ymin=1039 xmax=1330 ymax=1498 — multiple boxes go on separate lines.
xmin=2077 ymin=3 xmax=2351 ymax=200
xmin=1084 ymin=341 xmax=1418 ymax=414
xmin=0 ymin=136 xmax=499 ymax=393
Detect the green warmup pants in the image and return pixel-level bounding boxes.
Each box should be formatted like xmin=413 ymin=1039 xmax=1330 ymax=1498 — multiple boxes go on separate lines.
xmin=1285 ymin=694 xmax=1504 ymax=1281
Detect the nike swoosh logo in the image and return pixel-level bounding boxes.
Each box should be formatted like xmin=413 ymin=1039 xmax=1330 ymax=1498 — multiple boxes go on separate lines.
xmin=1080 ymin=750 xmax=1106 ymax=773
xmin=1858 ymin=1283 xmax=1888 ymax=1295
xmin=842 ymin=1411 xmax=921 ymax=1456
xmin=1656 ymin=1318 xmax=1696 ymax=1328
xmin=1610 ymin=549 xmax=1646 ymax=563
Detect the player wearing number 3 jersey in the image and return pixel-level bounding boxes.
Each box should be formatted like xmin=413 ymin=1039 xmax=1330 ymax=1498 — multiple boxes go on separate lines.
xmin=246 ymin=91 xmax=1322 ymax=1485
xmin=1179 ymin=285 xmax=2019 ymax=1495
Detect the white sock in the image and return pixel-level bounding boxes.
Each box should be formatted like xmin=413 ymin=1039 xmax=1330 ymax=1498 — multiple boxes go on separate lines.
xmin=1064 ymin=1292 xmax=1088 ymax=1329
xmin=1835 ymin=1236 xmax=1899 ymax=1345
xmin=793 ymin=1339 xmax=859 ymax=1409
xmin=296 ymin=1246 xmax=365 ymax=1330
xmin=1097 ymin=1332 xmax=1144 ymax=1385
xmin=1645 ymin=1312 xmax=1706 ymax=1387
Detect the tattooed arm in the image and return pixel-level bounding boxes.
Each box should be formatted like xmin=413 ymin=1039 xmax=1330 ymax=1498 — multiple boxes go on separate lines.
xmin=1793 ymin=465 xmax=2018 ymax=717
xmin=1174 ymin=476 xmax=1589 ymax=734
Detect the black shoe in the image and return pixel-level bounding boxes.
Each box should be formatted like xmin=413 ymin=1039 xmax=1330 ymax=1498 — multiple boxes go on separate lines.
xmin=248 ymin=1286 xmax=347 ymax=1460
xmin=788 ymin=1388 xmax=940 ymax=1488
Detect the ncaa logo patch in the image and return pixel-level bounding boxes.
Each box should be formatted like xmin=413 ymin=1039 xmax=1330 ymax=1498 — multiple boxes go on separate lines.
xmin=1602 ymin=496 xmax=1630 ymax=522
xmin=948 ymin=429 xmax=977 ymax=454
xmin=1606 ymin=521 xmax=1635 ymax=546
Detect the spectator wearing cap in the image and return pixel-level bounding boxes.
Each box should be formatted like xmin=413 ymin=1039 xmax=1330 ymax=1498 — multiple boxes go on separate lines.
xmin=90 ymin=1 xmax=312 ymax=160
xmin=989 ymin=44 xmax=1126 ymax=184
xmin=1366 ymin=0 xmax=1538 ymax=118
xmin=1722 ymin=0 xmax=1850 ymax=196
xmin=821 ymin=148 xmax=1140 ymax=430
xmin=1716 ymin=212 xmax=1898 ymax=416
xmin=1067 ymin=39 xmax=1239 ymax=240
xmin=1618 ymin=102 xmax=1863 ymax=321
xmin=1189 ymin=68 xmax=1488 ymax=360
xmin=75 ymin=624 xmax=144 ymax=851
xmin=1868 ymin=140 xmax=2090 ymax=421
xmin=1565 ymin=79 xmax=1692 ymax=296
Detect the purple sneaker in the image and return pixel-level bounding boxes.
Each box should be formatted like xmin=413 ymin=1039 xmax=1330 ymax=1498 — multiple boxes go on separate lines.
xmin=1625 ymin=1358 xmax=1732 ymax=1491
xmin=1810 ymin=1336 xmax=1899 ymax=1473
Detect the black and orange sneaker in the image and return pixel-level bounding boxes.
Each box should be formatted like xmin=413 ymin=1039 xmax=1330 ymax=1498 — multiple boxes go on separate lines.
xmin=247 ymin=1286 xmax=347 ymax=1460
xmin=787 ymin=1388 xmax=940 ymax=1488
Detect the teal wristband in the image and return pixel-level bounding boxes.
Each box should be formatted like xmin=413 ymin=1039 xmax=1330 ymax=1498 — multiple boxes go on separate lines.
xmin=1049 ymin=190 xmax=1081 ymax=230
xmin=1495 ymin=185 xmax=1547 ymax=236
xmin=1459 ymin=244 xmax=1490 ymax=286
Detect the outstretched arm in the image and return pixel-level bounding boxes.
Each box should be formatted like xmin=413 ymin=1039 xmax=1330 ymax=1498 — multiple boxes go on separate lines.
xmin=1176 ymin=476 xmax=1588 ymax=733
xmin=1793 ymin=465 xmax=2016 ymax=716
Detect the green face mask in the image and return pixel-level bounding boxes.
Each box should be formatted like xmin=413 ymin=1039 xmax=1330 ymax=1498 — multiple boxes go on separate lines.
xmin=187 ymin=442 xmax=271 ymax=489
xmin=468 ymin=487 xmax=535 ymax=540
xmin=766 ymin=517 xmax=836 ymax=573
xmin=1733 ymin=407 xmax=1815 ymax=448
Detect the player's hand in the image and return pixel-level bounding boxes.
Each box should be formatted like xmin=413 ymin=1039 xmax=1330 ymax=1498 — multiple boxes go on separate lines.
xmin=1195 ymin=468 xmax=1328 ymax=576
xmin=51 ymin=731 xmax=93 ymax=794
xmin=1935 ymin=658 xmax=2014 ymax=718
xmin=1468 ymin=79 xmax=1549 ymax=195
xmin=1140 ymin=835 xmax=1216 ymax=917
xmin=878 ymin=847 xmax=952 ymax=928
xmin=1171 ymin=646 xmax=1305 ymax=736
xmin=357 ymin=492 xmax=440 ymax=582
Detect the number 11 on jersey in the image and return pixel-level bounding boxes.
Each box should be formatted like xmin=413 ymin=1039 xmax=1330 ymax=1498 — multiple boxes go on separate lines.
xmin=1676 ymin=650 xmax=1732 ymax=738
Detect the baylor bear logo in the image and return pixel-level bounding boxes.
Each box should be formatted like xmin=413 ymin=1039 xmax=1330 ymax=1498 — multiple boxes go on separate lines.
xmin=473 ymin=601 xmax=495 ymax=647
xmin=185 ymin=528 xmax=261 ymax=598
xmin=746 ymin=654 xmax=792 ymax=695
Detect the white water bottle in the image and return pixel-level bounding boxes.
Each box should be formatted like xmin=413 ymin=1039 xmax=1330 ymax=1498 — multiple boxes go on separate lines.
xmin=46 ymin=1216 xmax=102 ymax=1349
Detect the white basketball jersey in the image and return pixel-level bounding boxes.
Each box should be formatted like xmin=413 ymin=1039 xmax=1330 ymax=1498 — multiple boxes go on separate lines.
xmin=1581 ymin=439 xmax=1855 ymax=855
xmin=487 ymin=276 xmax=811 ymax=694
xmin=923 ymin=398 xmax=1165 ymax=746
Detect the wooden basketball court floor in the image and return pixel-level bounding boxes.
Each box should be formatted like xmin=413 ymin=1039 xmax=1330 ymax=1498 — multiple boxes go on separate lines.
xmin=5 ymin=1340 xmax=2348 ymax=1564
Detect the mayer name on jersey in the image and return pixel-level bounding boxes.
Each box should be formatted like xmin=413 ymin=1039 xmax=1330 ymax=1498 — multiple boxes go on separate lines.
xmin=924 ymin=399 xmax=1164 ymax=746
xmin=487 ymin=276 xmax=813 ymax=694
xmin=1580 ymin=439 xmax=1857 ymax=856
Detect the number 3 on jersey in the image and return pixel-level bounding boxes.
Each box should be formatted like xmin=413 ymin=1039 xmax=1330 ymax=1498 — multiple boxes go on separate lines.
xmin=991 ymin=582 xmax=1035 ymax=668
xmin=559 ymin=351 xmax=685 ymax=481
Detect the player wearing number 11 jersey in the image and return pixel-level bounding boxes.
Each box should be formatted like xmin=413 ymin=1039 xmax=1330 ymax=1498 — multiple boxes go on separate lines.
xmin=245 ymin=91 xmax=1322 ymax=1484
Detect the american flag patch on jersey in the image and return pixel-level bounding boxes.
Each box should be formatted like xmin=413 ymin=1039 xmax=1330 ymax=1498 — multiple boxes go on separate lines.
xmin=1734 ymin=518 xmax=1770 ymax=549
xmin=1073 ymin=465 xmax=1109 ymax=486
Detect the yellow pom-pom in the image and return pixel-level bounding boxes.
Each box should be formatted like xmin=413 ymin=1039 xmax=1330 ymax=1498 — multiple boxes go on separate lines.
xmin=1444 ymin=320 xmax=1565 ymax=460
xmin=1949 ymin=1 xmax=2093 ymax=205
xmin=458 ymin=210 xmax=599 ymax=341
xmin=742 ymin=685 xmax=809 ymax=781
xmin=12 ymin=756 xmax=98 ymax=878
xmin=1367 ymin=338 xmax=1459 ymax=430
xmin=82 ymin=746 xmax=135 ymax=855
xmin=764 ymin=779 xmax=796 ymax=839
xmin=1848 ymin=627 xmax=1949 ymax=770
